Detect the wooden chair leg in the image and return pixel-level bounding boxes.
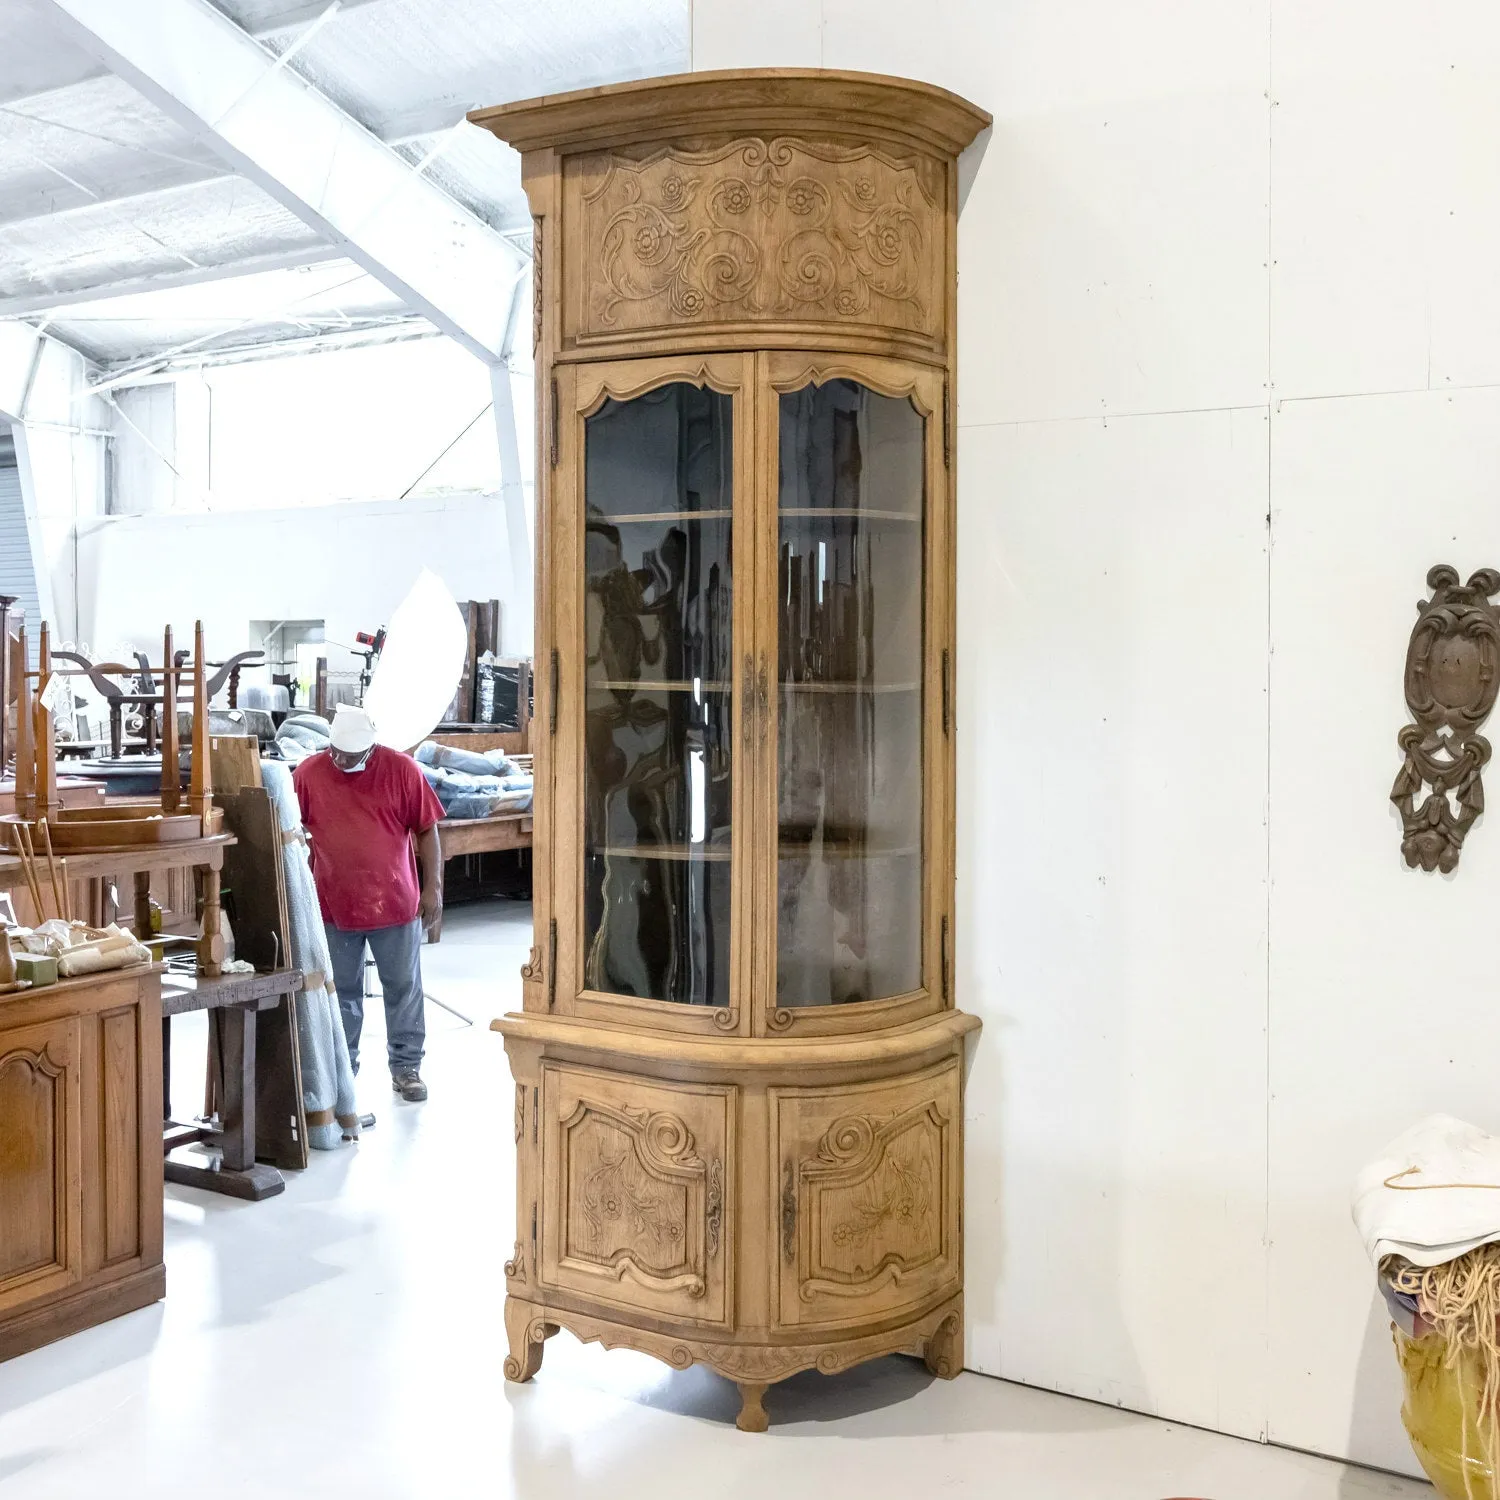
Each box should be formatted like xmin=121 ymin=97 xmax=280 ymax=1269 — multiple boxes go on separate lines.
xmin=735 ymin=1382 xmax=770 ymax=1433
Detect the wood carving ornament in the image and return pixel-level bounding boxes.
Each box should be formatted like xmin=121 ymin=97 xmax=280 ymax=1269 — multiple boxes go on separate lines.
xmin=1391 ymin=566 xmax=1500 ymax=872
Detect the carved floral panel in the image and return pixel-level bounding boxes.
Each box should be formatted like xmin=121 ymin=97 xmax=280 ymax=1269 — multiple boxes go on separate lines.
xmin=560 ymin=1099 xmax=708 ymax=1296
xmin=572 ymin=137 xmax=944 ymax=343
xmin=797 ymin=1100 xmax=948 ymax=1303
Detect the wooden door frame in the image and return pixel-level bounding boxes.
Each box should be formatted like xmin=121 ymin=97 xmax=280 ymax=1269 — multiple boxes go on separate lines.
xmin=753 ymin=353 xmax=952 ymax=1040
xmin=553 ymin=352 xmax=758 ymax=1039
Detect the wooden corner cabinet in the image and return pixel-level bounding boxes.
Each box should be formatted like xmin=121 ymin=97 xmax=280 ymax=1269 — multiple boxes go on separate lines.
xmin=473 ymin=69 xmax=989 ymax=1433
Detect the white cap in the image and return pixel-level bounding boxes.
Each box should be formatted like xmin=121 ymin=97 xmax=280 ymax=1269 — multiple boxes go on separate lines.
xmin=329 ymin=704 xmax=377 ymax=754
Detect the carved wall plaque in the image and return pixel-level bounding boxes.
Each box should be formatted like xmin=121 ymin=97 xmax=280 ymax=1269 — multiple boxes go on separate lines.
xmin=1391 ymin=565 xmax=1500 ymax=872
xmin=574 ymin=136 xmax=943 ymax=344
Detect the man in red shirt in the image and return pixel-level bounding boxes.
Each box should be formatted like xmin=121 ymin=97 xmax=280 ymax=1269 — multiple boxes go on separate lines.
xmin=294 ymin=705 xmax=445 ymax=1103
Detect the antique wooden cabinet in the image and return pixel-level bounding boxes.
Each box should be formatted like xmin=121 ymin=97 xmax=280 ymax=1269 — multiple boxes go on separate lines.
xmin=472 ymin=70 xmax=988 ymax=1432
xmin=0 ymin=966 xmax=164 ymax=1362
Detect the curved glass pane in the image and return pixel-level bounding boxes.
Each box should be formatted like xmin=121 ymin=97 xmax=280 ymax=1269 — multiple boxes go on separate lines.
xmin=776 ymin=379 xmax=924 ymax=1007
xmin=582 ymin=383 xmax=733 ymax=1007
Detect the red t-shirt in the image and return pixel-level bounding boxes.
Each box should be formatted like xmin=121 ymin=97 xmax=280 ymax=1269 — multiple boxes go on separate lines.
xmin=293 ymin=746 xmax=444 ymax=932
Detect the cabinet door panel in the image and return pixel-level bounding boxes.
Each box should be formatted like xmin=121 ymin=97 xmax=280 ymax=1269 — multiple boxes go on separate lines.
xmin=555 ymin=354 xmax=756 ymax=1036
xmin=775 ymin=1060 xmax=959 ymax=1329
xmin=0 ymin=1016 xmax=83 ymax=1312
xmin=756 ymin=354 xmax=950 ymax=1038
xmin=540 ymin=1063 xmax=733 ymax=1326
xmin=99 ymin=1007 xmax=141 ymax=1266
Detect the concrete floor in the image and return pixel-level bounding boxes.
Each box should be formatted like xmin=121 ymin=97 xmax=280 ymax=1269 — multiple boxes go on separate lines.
xmin=0 ymin=902 xmax=1432 ymax=1498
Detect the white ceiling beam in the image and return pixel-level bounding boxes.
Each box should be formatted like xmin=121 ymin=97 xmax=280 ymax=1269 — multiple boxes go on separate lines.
xmin=0 ymin=321 xmax=47 ymax=423
xmin=0 ymin=0 xmax=393 ymax=109
xmin=0 ymin=244 xmax=345 ymax=317
xmin=42 ymin=0 xmax=527 ymax=363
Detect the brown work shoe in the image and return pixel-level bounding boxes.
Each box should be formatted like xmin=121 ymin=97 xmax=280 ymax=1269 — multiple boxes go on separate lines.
xmin=391 ymin=1069 xmax=428 ymax=1103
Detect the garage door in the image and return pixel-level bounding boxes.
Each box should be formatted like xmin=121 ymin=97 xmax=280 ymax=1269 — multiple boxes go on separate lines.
xmin=0 ymin=455 xmax=41 ymax=663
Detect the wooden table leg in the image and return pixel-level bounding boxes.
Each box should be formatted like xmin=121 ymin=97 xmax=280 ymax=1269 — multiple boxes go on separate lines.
xmin=163 ymin=1001 xmax=284 ymax=1201
xmin=133 ymin=870 xmax=152 ymax=941
xmin=197 ymin=864 xmax=224 ymax=978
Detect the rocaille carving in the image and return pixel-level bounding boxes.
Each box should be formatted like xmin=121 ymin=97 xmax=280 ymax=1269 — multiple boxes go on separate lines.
xmin=1391 ymin=565 xmax=1500 ymax=872
xmin=580 ymin=137 xmax=940 ymax=338
xmin=561 ymin=1099 xmax=709 ymax=1297
xmin=795 ymin=1104 xmax=946 ymax=1301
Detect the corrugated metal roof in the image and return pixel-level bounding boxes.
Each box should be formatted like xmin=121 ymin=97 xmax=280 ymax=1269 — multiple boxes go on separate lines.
xmin=0 ymin=0 xmax=690 ymax=364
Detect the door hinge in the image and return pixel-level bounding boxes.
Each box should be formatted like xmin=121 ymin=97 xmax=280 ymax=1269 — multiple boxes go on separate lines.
xmin=548 ymin=648 xmax=559 ymax=736
xmin=742 ymin=652 xmax=755 ymax=754
xmin=941 ymin=914 xmax=950 ymax=1002
xmin=781 ymin=1161 xmax=797 ymax=1264
xmin=549 ymin=376 xmax=559 ymax=468
xmin=942 ymin=384 xmax=952 ymax=470
xmin=546 ymin=917 xmax=557 ymax=1010
xmin=941 ymin=648 xmax=951 ymax=736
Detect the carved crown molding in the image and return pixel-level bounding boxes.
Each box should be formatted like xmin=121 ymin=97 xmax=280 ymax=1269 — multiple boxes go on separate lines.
xmin=579 ymin=136 xmax=940 ymax=340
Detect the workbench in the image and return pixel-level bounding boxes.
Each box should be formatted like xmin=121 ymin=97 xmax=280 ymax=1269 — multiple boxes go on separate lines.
xmin=161 ymin=967 xmax=302 ymax=1202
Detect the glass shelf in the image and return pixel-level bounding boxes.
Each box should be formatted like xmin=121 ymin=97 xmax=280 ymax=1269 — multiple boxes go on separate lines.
xmin=590 ymin=509 xmax=733 ymax=524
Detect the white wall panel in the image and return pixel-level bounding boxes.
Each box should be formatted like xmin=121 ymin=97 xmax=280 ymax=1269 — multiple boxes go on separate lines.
xmin=959 ymin=408 xmax=1270 ymax=1439
xmin=1267 ymin=387 xmax=1500 ymax=1475
xmin=1271 ymin=1 xmax=1500 ymax=401
xmin=80 ymin=491 xmax=515 ymax=677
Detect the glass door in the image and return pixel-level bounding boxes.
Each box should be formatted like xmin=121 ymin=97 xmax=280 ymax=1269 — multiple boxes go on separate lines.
xmin=554 ymin=356 xmax=753 ymax=1034
xmin=761 ymin=357 xmax=948 ymax=1034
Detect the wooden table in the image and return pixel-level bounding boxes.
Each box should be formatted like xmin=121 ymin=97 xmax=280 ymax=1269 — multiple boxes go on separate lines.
xmin=0 ymin=833 xmax=232 ymax=972
xmin=0 ymin=963 xmax=163 ymax=1362
xmin=161 ymin=967 xmax=302 ymax=1202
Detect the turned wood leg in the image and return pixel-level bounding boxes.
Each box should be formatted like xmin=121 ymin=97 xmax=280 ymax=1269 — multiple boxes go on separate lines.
xmin=133 ymin=870 xmax=153 ymax=941
xmin=198 ymin=864 xmax=225 ymax=978
xmin=735 ymin=1382 xmax=770 ymax=1434
xmin=924 ymin=1313 xmax=963 ymax=1379
xmin=503 ymin=1300 xmax=554 ymax=1384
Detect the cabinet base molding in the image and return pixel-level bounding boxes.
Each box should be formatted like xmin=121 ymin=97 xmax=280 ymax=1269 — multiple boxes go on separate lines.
xmin=0 ymin=1263 xmax=165 ymax=1364
xmin=503 ymin=1291 xmax=963 ymax=1432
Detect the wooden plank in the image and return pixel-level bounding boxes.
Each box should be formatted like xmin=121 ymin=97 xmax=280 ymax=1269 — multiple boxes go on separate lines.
xmin=209 ymin=735 xmax=262 ymax=793
xmin=440 ymin=814 xmax=534 ymax=859
xmin=213 ymin=790 xmax=307 ymax=1171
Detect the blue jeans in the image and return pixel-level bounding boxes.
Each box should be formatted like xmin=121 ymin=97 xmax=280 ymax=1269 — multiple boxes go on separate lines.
xmin=325 ymin=917 xmax=426 ymax=1074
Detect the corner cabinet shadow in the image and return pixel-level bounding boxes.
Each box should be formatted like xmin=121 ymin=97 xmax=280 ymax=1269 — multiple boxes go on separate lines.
xmin=478 ymin=68 xmax=990 ymax=1433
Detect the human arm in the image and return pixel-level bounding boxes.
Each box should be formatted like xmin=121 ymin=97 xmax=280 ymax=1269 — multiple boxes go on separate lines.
xmin=416 ymin=822 xmax=442 ymax=931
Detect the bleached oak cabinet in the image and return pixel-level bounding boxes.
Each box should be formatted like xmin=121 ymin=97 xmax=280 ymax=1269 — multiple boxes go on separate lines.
xmin=473 ymin=70 xmax=989 ymax=1433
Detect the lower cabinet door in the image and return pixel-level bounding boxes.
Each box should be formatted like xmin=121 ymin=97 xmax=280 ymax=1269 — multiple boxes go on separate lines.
xmin=0 ymin=1015 xmax=83 ymax=1314
xmin=774 ymin=1058 xmax=960 ymax=1329
xmin=540 ymin=1063 xmax=733 ymax=1327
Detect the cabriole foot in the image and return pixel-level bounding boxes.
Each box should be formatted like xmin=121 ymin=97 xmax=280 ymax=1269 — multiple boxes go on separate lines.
xmin=735 ymin=1381 xmax=770 ymax=1433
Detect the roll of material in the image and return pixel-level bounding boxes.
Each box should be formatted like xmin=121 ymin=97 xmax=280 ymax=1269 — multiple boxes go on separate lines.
xmin=57 ymin=941 xmax=151 ymax=977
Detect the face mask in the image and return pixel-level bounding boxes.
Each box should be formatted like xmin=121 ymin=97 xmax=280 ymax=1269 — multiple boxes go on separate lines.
xmin=335 ymin=749 xmax=372 ymax=774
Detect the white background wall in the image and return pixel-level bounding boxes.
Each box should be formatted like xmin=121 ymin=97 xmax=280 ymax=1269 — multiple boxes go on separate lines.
xmin=694 ymin=0 xmax=1500 ymax=1475
xmin=76 ymin=491 xmax=515 ymax=692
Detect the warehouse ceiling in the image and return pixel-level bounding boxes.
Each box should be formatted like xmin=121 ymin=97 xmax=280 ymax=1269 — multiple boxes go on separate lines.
xmin=0 ymin=0 xmax=689 ymax=373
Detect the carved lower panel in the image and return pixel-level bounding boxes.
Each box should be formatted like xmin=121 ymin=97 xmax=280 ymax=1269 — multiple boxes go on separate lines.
xmin=570 ymin=136 xmax=944 ymax=348
xmin=542 ymin=1066 xmax=732 ymax=1323
xmin=777 ymin=1061 xmax=960 ymax=1327
xmin=562 ymin=1100 xmax=704 ymax=1295
xmin=802 ymin=1104 xmax=947 ymax=1301
xmin=502 ymin=1291 xmax=963 ymax=1396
